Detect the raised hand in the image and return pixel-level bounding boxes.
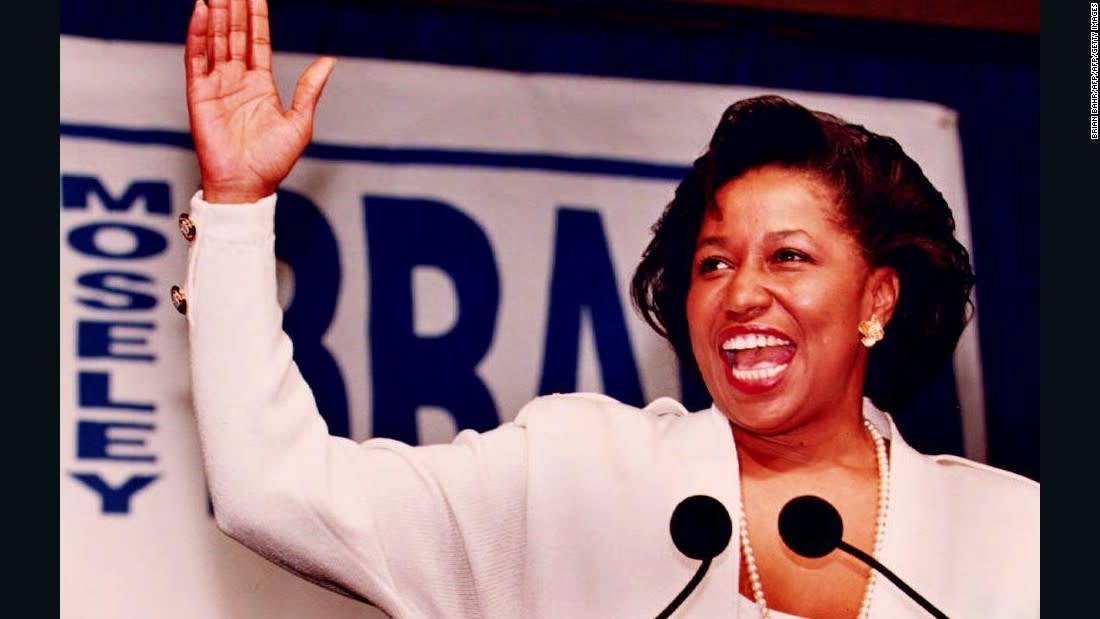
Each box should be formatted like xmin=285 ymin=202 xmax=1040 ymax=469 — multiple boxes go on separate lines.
xmin=185 ymin=0 xmax=336 ymax=203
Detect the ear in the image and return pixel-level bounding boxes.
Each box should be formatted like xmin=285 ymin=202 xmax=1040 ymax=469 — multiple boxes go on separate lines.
xmin=865 ymin=266 xmax=900 ymax=326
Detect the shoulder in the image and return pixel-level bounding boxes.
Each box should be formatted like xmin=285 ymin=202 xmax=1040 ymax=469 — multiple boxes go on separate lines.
xmin=513 ymin=392 xmax=690 ymax=425
xmin=888 ymin=433 xmax=1039 ymax=612
xmin=876 ymin=407 xmax=1038 ymax=509
xmin=891 ymin=427 xmax=1039 ymax=532
xmin=898 ymin=436 xmax=1038 ymax=502
xmin=924 ymin=452 xmax=1039 ymax=495
xmin=923 ymin=453 xmax=1039 ymax=524
xmin=881 ymin=410 xmax=1039 ymax=535
xmin=510 ymin=393 xmax=700 ymax=446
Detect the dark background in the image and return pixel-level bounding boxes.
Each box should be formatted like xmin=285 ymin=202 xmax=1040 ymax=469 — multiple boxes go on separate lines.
xmin=61 ymin=0 xmax=1039 ymax=481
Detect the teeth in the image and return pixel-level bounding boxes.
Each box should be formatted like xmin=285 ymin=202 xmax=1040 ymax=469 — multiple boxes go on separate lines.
xmin=731 ymin=363 xmax=789 ymax=381
xmin=721 ymin=334 xmax=792 ymax=351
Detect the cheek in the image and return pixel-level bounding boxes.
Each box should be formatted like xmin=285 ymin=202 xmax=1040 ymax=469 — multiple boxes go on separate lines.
xmin=685 ymin=283 xmax=716 ymax=337
xmin=685 ymin=285 xmax=701 ymax=323
xmin=788 ymin=279 xmax=864 ymax=339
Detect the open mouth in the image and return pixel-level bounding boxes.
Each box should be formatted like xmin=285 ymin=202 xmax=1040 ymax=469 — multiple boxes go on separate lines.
xmin=720 ymin=332 xmax=796 ymax=391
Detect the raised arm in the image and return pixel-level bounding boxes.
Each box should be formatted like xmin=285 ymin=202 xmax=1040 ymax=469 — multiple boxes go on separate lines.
xmin=181 ymin=3 xmax=532 ymax=614
xmin=185 ymin=0 xmax=334 ymax=203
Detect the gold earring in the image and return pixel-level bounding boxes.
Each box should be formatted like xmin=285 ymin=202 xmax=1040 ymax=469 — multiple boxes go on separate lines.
xmin=858 ymin=317 xmax=884 ymax=348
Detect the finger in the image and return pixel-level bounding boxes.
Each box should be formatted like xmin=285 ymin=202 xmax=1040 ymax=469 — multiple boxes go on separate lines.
xmin=228 ymin=0 xmax=247 ymax=63
xmin=185 ymin=0 xmax=209 ymax=80
xmin=209 ymin=0 xmax=229 ymax=64
xmin=288 ymin=57 xmax=337 ymax=130
xmin=248 ymin=0 xmax=272 ymax=71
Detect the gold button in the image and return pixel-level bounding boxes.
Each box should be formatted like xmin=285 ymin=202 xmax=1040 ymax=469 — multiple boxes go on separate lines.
xmin=170 ymin=286 xmax=188 ymax=315
xmin=178 ymin=213 xmax=197 ymax=241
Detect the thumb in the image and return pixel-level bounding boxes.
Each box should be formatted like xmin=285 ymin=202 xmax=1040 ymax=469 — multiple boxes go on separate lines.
xmin=289 ymin=56 xmax=337 ymax=130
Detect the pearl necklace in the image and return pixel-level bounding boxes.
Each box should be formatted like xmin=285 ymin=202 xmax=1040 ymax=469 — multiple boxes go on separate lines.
xmin=738 ymin=419 xmax=890 ymax=619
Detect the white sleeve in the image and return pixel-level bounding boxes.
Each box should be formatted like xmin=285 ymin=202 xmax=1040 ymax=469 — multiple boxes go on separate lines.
xmin=183 ymin=191 xmax=527 ymax=618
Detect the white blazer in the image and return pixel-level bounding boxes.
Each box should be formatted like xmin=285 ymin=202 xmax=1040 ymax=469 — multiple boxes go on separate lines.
xmin=185 ymin=193 xmax=1039 ymax=618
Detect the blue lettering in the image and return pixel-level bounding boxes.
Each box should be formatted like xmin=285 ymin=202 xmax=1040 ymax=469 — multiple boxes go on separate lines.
xmin=77 ymin=320 xmax=155 ymax=362
xmin=78 ymin=370 xmax=155 ymax=412
xmin=60 ymin=175 xmax=171 ymax=215
xmin=538 ymin=208 xmax=644 ymax=407
xmin=68 ymin=222 xmax=167 ymax=260
xmin=76 ymin=420 xmax=156 ymax=462
xmin=76 ymin=271 xmax=157 ymax=311
xmin=365 ymin=196 xmax=500 ymax=444
xmin=70 ymin=473 xmax=159 ymax=515
xmin=273 ymin=189 xmax=350 ymax=438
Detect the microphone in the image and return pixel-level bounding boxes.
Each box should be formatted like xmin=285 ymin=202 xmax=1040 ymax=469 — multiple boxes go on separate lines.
xmin=656 ymin=495 xmax=732 ymax=619
xmin=778 ymin=495 xmax=951 ymax=619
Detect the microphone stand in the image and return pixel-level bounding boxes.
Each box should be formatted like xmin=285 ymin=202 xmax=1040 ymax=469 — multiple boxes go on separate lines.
xmin=837 ymin=541 xmax=949 ymax=619
xmin=655 ymin=558 xmax=712 ymax=619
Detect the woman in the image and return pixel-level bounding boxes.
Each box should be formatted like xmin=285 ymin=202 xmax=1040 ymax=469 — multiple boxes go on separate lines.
xmin=182 ymin=1 xmax=1038 ymax=617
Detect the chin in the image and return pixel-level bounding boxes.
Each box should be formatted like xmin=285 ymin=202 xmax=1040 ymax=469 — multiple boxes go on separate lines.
xmin=722 ymin=403 xmax=798 ymax=434
xmin=708 ymin=369 xmax=811 ymax=434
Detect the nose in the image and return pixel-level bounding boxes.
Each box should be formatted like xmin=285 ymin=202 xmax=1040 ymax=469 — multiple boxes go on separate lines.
xmin=723 ymin=263 xmax=771 ymax=318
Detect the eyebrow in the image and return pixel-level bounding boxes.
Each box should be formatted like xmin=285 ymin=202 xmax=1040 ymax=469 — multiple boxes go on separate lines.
xmin=764 ymin=229 xmax=811 ymax=243
xmin=696 ymin=229 xmax=811 ymax=249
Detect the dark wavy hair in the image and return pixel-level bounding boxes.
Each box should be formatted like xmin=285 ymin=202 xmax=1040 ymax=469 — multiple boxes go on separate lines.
xmin=630 ymin=95 xmax=975 ymax=412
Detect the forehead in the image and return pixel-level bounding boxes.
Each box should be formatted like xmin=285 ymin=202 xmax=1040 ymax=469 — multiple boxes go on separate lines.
xmin=705 ymin=166 xmax=845 ymax=232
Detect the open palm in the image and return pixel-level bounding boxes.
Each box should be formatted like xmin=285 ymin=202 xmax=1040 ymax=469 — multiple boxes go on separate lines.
xmin=185 ymin=0 xmax=335 ymax=203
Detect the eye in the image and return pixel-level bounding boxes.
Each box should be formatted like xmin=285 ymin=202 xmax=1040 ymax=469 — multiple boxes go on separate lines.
xmin=772 ymin=248 xmax=811 ymax=263
xmin=696 ymin=256 xmax=731 ymax=275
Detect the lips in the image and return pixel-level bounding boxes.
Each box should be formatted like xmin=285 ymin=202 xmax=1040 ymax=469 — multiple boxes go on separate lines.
xmin=718 ymin=326 xmax=796 ymax=394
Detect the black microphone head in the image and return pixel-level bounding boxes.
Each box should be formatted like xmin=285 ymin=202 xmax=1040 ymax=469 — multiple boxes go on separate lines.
xmin=669 ymin=495 xmax=732 ymax=561
xmin=778 ymin=495 xmax=843 ymax=558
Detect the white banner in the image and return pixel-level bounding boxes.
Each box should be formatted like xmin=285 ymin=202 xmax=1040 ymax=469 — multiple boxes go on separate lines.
xmin=60 ymin=35 xmax=979 ymax=618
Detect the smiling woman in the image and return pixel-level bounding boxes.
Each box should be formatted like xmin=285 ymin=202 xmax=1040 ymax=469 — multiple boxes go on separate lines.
xmin=687 ymin=167 xmax=892 ymax=432
xmin=181 ymin=1 xmax=1038 ymax=617
xmin=630 ymin=96 xmax=998 ymax=617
